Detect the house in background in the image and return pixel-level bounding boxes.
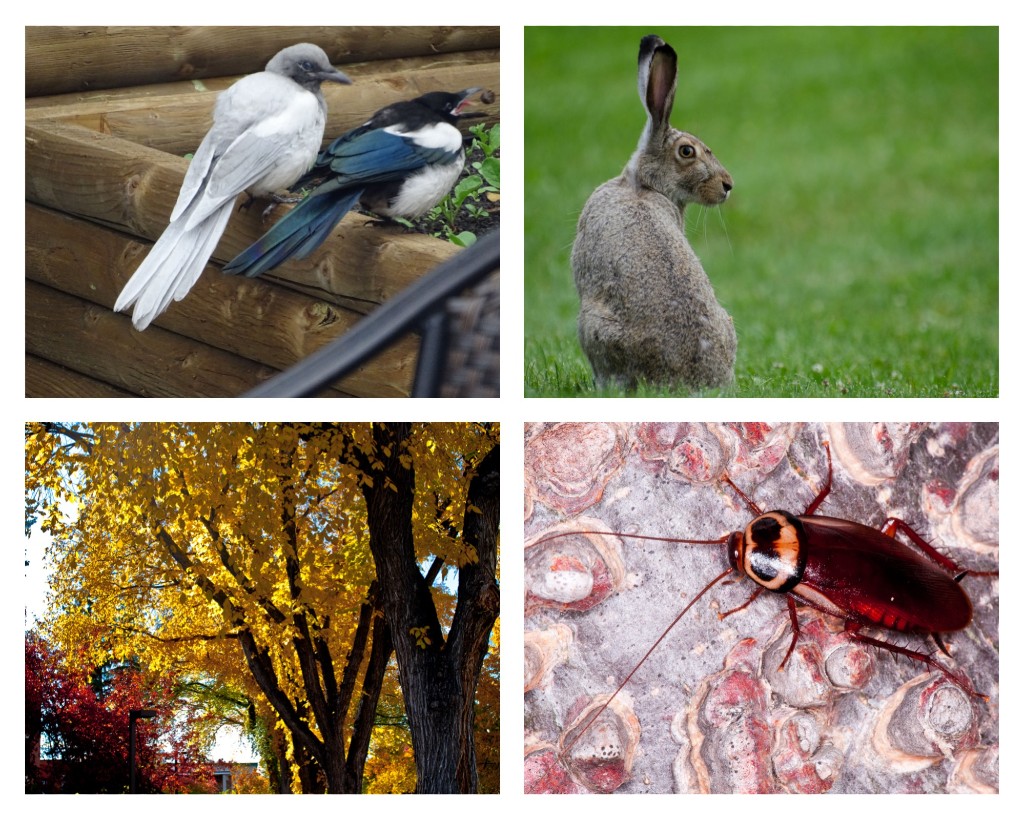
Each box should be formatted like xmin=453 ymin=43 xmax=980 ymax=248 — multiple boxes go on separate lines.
xmin=211 ymin=761 xmax=259 ymax=793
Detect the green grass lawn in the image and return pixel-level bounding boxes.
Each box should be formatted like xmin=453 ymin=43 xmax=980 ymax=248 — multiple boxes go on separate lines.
xmin=525 ymin=27 xmax=998 ymax=397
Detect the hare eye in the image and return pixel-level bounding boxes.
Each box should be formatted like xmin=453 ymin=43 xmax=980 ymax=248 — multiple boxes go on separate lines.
xmin=678 ymin=144 xmax=696 ymax=159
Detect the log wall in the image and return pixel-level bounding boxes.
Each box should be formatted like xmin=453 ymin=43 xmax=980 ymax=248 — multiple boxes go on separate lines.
xmin=25 ymin=25 xmax=500 ymax=397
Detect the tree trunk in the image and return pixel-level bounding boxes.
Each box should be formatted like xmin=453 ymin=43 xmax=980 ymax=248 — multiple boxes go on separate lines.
xmin=266 ymin=722 xmax=292 ymax=794
xmin=359 ymin=424 xmax=499 ymax=793
xmin=450 ymin=443 xmax=500 ymax=792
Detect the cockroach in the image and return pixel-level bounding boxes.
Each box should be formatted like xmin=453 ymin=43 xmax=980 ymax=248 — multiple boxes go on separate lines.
xmin=530 ymin=439 xmax=998 ymax=769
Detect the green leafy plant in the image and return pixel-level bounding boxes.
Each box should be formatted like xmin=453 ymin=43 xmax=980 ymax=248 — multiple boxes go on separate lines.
xmin=469 ymin=122 xmax=500 ymax=158
xmin=426 ymin=123 xmax=501 ymax=247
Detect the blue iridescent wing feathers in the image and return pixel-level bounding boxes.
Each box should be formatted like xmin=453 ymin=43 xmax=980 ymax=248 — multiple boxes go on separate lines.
xmin=222 ymin=88 xmax=484 ymax=278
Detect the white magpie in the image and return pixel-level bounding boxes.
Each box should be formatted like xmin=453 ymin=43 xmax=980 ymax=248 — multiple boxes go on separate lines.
xmin=114 ymin=43 xmax=351 ymax=330
xmin=221 ymin=87 xmax=486 ymax=279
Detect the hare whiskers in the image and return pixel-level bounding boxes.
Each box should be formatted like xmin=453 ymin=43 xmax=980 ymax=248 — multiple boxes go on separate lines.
xmin=718 ymin=207 xmax=734 ymax=255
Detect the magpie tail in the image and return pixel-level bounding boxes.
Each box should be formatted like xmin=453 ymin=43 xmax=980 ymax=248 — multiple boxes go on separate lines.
xmin=222 ymin=189 xmax=363 ymax=278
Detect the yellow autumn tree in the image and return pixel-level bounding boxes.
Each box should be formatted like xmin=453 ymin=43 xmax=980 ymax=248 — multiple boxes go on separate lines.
xmin=26 ymin=422 xmax=499 ymax=793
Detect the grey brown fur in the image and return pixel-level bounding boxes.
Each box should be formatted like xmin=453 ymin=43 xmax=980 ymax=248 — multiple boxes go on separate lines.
xmin=572 ymin=34 xmax=736 ymax=390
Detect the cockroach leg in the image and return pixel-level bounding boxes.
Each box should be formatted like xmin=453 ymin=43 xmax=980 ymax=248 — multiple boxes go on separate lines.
xmin=717 ymin=585 xmax=765 ymax=619
xmin=779 ymin=596 xmax=802 ymax=669
xmin=881 ymin=516 xmax=999 ymax=579
xmin=802 ymin=440 xmax=834 ymax=515
xmin=882 ymin=517 xmax=964 ymax=574
xmin=722 ymin=440 xmax=834 ymax=518
xmin=722 ymin=474 xmax=763 ymax=516
xmin=845 ymin=622 xmax=986 ymax=700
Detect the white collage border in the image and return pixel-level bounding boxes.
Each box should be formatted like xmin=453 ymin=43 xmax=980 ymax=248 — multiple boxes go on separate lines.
xmin=10 ymin=4 xmax=1020 ymax=814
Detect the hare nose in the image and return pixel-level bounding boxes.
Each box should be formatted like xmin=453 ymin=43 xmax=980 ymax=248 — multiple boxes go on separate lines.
xmin=722 ymin=180 xmax=733 ymax=194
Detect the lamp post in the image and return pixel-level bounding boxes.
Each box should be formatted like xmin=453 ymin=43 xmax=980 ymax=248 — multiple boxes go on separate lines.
xmin=128 ymin=708 xmax=158 ymax=793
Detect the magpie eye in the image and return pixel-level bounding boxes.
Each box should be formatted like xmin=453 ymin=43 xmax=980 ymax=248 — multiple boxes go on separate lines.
xmin=678 ymin=144 xmax=696 ymax=159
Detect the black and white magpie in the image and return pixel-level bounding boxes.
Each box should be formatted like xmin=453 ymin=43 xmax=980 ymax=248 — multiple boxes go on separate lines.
xmin=221 ymin=87 xmax=486 ymax=279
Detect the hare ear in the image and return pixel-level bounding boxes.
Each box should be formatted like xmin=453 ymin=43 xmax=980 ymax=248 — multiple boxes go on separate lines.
xmin=638 ymin=35 xmax=678 ymax=140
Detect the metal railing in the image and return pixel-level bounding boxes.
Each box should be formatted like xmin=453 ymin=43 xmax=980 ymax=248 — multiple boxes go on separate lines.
xmin=241 ymin=229 xmax=499 ymax=398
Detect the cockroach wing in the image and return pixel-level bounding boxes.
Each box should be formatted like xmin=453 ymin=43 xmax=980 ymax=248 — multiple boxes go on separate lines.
xmin=792 ymin=516 xmax=972 ymax=634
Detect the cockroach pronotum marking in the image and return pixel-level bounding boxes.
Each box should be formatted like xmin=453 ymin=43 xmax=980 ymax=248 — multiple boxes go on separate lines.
xmin=532 ymin=440 xmax=998 ymax=764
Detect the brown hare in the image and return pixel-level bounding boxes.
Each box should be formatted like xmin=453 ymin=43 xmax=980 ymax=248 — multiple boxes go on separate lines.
xmin=572 ymin=34 xmax=736 ymax=390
